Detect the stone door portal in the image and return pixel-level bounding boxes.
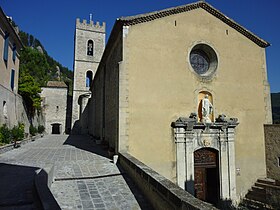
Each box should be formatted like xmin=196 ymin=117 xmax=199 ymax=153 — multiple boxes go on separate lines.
xmin=194 ymin=148 xmax=219 ymax=205
xmin=52 ymin=123 xmax=61 ymax=134
xmin=172 ymin=118 xmax=238 ymax=203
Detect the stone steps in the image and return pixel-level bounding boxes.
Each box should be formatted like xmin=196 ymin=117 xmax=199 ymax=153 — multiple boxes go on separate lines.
xmin=241 ymin=178 xmax=276 ymax=210
xmin=241 ymin=198 xmax=273 ymax=210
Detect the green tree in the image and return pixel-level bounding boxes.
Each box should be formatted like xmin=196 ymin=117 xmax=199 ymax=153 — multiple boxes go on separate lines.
xmin=18 ymin=31 xmax=73 ymax=94
xmin=18 ymin=70 xmax=41 ymax=115
xmin=20 ymin=47 xmax=50 ymax=86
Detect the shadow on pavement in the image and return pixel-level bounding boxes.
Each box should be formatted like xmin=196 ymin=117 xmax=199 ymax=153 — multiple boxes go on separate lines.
xmin=63 ymin=134 xmax=109 ymax=159
xmin=0 ymin=163 xmax=43 ymax=209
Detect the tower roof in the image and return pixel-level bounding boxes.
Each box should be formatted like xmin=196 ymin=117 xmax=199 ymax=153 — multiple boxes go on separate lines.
xmin=46 ymin=81 xmax=67 ymax=88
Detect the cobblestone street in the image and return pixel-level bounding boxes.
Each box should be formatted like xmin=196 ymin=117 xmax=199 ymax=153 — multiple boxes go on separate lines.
xmin=0 ymin=135 xmax=153 ymax=210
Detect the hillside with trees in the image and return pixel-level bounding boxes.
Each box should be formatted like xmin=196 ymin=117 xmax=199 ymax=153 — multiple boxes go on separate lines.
xmin=17 ymin=31 xmax=73 ymax=115
xmin=271 ymin=92 xmax=280 ymax=124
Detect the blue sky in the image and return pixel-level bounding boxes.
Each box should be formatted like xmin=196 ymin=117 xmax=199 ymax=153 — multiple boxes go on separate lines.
xmin=2 ymin=0 xmax=280 ymax=92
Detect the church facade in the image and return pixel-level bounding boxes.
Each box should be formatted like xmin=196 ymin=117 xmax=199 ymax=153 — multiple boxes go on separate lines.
xmin=75 ymin=1 xmax=272 ymax=205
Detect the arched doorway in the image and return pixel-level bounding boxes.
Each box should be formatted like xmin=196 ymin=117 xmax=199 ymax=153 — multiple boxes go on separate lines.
xmin=194 ymin=148 xmax=219 ymax=205
xmin=51 ymin=123 xmax=61 ymax=134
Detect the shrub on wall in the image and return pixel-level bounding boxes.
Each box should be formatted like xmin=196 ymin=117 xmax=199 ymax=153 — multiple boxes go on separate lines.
xmin=38 ymin=125 xmax=45 ymax=134
xmin=11 ymin=123 xmax=25 ymax=142
xmin=29 ymin=125 xmax=38 ymax=136
xmin=0 ymin=123 xmax=26 ymax=145
xmin=0 ymin=124 xmax=11 ymax=144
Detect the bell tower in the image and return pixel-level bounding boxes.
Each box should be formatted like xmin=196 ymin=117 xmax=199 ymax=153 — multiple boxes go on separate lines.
xmin=72 ymin=18 xmax=105 ymax=133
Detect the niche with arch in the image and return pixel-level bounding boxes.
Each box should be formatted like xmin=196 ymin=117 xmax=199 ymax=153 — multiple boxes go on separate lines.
xmin=198 ymin=91 xmax=214 ymax=122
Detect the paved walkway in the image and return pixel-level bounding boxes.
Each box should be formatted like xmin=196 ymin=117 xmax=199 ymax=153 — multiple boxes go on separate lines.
xmin=0 ymin=135 xmax=153 ymax=210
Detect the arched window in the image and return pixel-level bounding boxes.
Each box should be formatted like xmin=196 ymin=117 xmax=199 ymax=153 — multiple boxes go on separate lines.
xmin=86 ymin=71 xmax=93 ymax=88
xmin=87 ymin=40 xmax=94 ymax=56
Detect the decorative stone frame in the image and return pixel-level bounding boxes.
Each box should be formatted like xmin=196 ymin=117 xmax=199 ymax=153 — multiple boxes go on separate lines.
xmin=171 ymin=119 xmax=238 ymax=202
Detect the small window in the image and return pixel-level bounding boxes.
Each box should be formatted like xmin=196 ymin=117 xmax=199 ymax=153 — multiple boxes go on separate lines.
xmin=3 ymin=33 xmax=9 ymax=61
xmin=87 ymin=40 xmax=94 ymax=56
xmin=10 ymin=69 xmax=15 ymax=91
xmin=86 ymin=71 xmax=93 ymax=87
xmin=12 ymin=44 xmax=16 ymax=62
xmin=278 ymin=157 xmax=280 ymax=167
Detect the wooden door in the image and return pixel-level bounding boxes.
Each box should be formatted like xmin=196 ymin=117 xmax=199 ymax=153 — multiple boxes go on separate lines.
xmin=194 ymin=167 xmax=206 ymax=201
xmin=194 ymin=148 xmax=219 ymax=205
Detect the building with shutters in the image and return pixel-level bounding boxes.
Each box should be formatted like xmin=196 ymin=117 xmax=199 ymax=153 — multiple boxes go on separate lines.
xmin=0 ymin=7 xmax=24 ymax=128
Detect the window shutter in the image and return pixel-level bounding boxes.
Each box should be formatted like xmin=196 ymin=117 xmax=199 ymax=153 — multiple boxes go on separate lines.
xmin=11 ymin=69 xmax=15 ymax=91
xmin=3 ymin=34 xmax=9 ymax=61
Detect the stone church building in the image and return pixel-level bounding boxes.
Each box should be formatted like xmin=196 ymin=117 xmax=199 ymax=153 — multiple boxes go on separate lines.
xmin=72 ymin=1 xmax=272 ymax=205
xmin=41 ymin=81 xmax=68 ymax=134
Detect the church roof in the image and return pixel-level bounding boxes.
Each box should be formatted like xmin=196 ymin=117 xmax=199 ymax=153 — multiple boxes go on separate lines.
xmin=117 ymin=1 xmax=269 ymax=48
xmin=46 ymin=81 xmax=67 ymax=88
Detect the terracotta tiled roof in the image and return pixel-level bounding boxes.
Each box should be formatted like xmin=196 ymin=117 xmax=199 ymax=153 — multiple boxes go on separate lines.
xmin=46 ymin=81 xmax=67 ymax=88
xmin=118 ymin=1 xmax=269 ymax=48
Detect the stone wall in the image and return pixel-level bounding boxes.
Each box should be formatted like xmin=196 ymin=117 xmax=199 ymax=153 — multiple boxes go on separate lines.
xmin=0 ymin=84 xmax=18 ymax=128
xmin=118 ymin=152 xmax=218 ymax=210
xmin=264 ymin=124 xmax=280 ymax=181
xmin=0 ymin=84 xmax=43 ymax=133
xmin=88 ymin=31 xmax=122 ymax=149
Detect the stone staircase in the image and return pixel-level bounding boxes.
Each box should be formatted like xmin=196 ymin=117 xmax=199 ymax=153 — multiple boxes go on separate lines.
xmin=241 ymin=178 xmax=280 ymax=209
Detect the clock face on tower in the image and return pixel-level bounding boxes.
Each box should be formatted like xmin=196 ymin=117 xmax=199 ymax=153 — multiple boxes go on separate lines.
xmin=190 ymin=50 xmax=210 ymax=75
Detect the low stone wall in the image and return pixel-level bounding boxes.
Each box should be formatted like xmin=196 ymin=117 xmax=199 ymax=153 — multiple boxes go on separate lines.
xmin=118 ymin=152 xmax=217 ymax=210
xmin=35 ymin=168 xmax=60 ymax=210
xmin=264 ymin=124 xmax=280 ymax=181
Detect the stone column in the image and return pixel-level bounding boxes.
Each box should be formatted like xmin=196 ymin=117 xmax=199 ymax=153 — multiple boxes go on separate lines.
xmin=185 ymin=131 xmax=195 ymax=195
xmin=219 ymin=129 xmax=230 ymax=200
xmin=174 ymin=127 xmax=186 ymax=189
xmin=228 ymin=127 xmax=237 ymax=201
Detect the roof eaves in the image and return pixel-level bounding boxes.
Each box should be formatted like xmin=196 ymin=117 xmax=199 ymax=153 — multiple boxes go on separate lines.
xmin=199 ymin=2 xmax=270 ymax=48
xmin=118 ymin=1 xmax=270 ymax=48
xmin=0 ymin=7 xmax=24 ymax=49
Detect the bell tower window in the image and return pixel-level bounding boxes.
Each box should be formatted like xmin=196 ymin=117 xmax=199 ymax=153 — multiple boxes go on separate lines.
xmin=86 ymin=71 xmax=93 ymax=87
xmin=87 ymin=40 xmax=94 ymax=56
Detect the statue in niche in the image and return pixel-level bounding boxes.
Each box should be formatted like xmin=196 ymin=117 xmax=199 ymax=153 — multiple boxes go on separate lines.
xmin=202 ymin=94 xmax=213 ymax=123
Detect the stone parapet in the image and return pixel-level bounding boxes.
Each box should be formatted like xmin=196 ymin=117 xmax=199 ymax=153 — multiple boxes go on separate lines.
xmin=76 ymin=18 xmax=105 ymax=33
xmin=119 ymin=152 xmax=218 ymax=210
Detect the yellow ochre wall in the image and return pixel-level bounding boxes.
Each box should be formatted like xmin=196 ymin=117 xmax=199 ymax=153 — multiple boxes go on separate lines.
xmin=122 ymin=8 xmax=271 ymax=198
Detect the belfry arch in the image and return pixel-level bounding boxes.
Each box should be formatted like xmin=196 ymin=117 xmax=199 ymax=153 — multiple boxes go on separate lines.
xmin=86 ymin=70 xmax=93 ymax=88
